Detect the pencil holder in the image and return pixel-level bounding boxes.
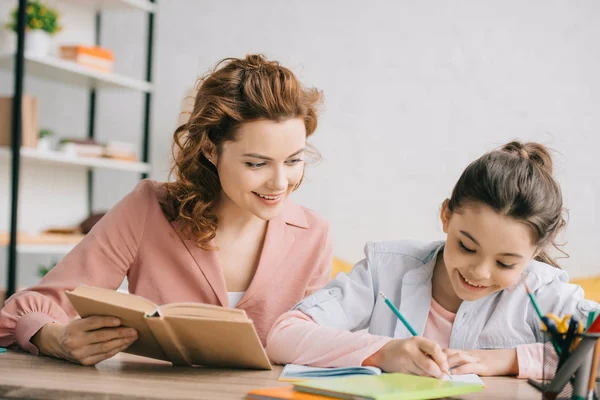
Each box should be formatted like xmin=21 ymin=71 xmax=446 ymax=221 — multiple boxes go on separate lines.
xmin=539 ymin=332 xmax=600 ymax=400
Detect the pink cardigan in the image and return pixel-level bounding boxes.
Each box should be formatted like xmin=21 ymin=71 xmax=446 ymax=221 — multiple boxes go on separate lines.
xmin=0 ymin=180 xmax=332 ymax=354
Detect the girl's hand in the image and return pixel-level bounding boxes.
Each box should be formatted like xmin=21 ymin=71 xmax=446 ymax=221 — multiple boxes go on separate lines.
xmin=443 ymin=348 xmax=518 ymax=376
xmin=31 ymin=316 xmax=138 ymax=366
xmin=363 ymin=337 xmax=449 ymax=377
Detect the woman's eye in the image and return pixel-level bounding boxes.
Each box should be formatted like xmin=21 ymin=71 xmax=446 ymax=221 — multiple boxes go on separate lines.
xmin=245 ymin=162 xmax=266 ymax=168
xmin=497 ymin=261 xmax=515 ymax=269
xmin=459 ymin=241 xmax=475 ymax=253
xmin=285 ymin=158 xmax=303 ymax=165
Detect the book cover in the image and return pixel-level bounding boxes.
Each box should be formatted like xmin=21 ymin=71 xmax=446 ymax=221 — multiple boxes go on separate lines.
xmin=293 ymin=373 xmax=484 ymax=400
xmin=65 ymin=285 xmax=271 ymax=370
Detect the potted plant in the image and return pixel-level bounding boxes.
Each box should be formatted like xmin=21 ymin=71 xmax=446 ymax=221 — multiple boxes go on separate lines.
xmin=37 ymin=128 xmax=55 ymax=152
xmin=5 ymin=1 xmax=62 ymax=57
xmin=37 ymin=259 xmax=57 ymax=278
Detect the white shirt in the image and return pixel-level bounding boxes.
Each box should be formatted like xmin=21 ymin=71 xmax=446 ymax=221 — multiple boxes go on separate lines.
xmin=227 ymin=291 xmax=245 ymax=308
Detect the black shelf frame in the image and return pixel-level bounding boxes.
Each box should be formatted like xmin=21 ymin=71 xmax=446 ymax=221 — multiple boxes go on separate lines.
xmin=5 ymin=0 xmax=156 ymax=298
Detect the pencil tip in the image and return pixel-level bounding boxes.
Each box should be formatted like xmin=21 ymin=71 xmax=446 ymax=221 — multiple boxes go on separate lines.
xmin=524 ymin=282 xmax=531 ymax=294
xmin=379 ymin=291 xmax=385 ymax=298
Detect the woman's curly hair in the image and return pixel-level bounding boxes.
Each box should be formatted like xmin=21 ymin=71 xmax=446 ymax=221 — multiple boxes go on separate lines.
xmin=162 ymin=54 xmax=323 ymax=250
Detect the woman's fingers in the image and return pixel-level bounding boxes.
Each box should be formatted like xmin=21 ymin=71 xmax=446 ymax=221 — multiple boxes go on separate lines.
xmin=86 ymin=327 xmax=138 ymax=345
xmin=78 ymin=340 xmax=135 ymax=366
xmin=71 ymin=316 xmax=121 ymax=333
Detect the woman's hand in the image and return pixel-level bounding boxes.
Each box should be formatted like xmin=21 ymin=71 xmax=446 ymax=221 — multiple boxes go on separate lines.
xmin=31 ymin=316 xmax=138 ymax=366
xmin=363 ymin=337 xmax=449 ymax=377
xmin=443 ymin=348 xmax=518 ymax=376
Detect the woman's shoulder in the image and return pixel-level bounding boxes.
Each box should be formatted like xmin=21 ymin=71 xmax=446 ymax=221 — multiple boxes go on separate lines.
xmin=111 ymin=179 xmax=167 ymax=219
xmin=124 ymin=179 xmax=167 ymax=205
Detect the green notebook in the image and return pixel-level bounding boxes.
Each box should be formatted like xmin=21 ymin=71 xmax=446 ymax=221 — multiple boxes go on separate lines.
xmin=293 ymin=373 xmax=484 ymax=400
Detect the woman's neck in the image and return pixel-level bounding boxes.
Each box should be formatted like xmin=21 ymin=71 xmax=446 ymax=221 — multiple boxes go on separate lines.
xmin=431 ymin=251 xmax=463 ymax=313
xmin=212 ymin=193 xmax=267 ymax=242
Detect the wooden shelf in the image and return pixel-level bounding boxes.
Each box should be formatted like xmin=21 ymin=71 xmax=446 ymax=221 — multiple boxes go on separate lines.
xmin=0 ymin=233 xmax=82 ymax=254
xmin=60 ymin=0 xmax=156 ymax=13
xmin=0 ymin=147 xmax=151 ymax=173
xmin=0 ymin=53 xmax=153 ymax=92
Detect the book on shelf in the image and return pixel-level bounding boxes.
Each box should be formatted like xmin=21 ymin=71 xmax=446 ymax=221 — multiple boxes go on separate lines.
xmin=66 ymin=285 xmax=272 ymax=370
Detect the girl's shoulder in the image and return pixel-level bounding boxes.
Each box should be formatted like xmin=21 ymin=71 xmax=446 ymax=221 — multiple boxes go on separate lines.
xmin=520 ymin=260 xmax=569 ymax=292
xmin=364 ymin=240 xmax=444 ymax=264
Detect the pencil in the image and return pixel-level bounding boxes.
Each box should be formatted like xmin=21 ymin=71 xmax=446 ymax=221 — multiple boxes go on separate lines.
xmin=379 ymin=291 xmax=418 ymax=336
xmin=524 ymin=283 xmax=544 ymax=320
xmin=379 ymin=292 xmax=451 ymax=380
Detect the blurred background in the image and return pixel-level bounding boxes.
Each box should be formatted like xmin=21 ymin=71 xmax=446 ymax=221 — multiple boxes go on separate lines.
xmin=0 ymin=0 xmax=598 ymax=291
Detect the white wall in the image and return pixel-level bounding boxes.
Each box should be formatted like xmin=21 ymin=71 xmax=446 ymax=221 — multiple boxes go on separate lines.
xmin=151 ymin=0 xmax=600 ymax=277
xmin=1 ymin=0 xmax=599 ymax=288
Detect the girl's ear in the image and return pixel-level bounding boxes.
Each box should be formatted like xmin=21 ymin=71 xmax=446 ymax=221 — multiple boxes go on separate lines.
xmin=440 ymin=199 xmax=451 ymax=233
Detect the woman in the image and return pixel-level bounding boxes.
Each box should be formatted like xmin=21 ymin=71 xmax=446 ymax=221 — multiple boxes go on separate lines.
xmin=0 ymin=54 xmax=332 ymax=366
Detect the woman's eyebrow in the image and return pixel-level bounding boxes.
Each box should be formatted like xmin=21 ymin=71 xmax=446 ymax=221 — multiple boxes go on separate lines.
xmin=243 ymin=148 xmax=304 ymax=160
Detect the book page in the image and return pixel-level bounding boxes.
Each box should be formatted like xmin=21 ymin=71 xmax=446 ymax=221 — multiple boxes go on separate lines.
xmin=159 ymin=302 xmax=248 ymax=321
xmin=66 ymin=285 xmax=158 ymax=314
xmin=280 ymin=364 xmax=382 ymax=381
xmin=443 ymin=373 xmax=485 ymax=386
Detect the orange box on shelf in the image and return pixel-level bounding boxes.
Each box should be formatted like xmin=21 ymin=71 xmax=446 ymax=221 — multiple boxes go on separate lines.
xmin=59 ymin=45 xmax=115 ymax=73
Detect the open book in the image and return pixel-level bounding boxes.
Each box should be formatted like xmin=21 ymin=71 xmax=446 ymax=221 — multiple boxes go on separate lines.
xmin=279 ymin=364 xmax=484 ymax=385
xmin=65 ymin=285 xmax=271 ymax=370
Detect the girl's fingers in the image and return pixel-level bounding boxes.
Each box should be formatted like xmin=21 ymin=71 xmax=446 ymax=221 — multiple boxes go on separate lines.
xmin=442 ymin=348 xmax=459 ymax=356
xmin=449 ymin=362 xmax=479 ymax=376
xmin=447 ymin=352 xmax=475 ymax=369
xmin=413 ymin=352 xmax=443 ymax=377
xmin=418 ymin=340 xmax=449 ymax=373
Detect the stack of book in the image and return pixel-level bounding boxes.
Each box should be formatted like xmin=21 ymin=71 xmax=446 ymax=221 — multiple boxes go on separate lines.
xmin=59 ymin=45 xmax=115 ymax=73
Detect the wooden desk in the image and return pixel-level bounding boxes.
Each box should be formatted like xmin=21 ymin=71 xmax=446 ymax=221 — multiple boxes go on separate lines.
xmin=0 ymin=349 xmax=541 ymax=399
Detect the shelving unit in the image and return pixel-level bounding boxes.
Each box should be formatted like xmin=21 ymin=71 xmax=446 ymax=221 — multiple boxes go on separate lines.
xmin=0 ymin=233 xmax=81 ymax=254
xmin=0 ymin=147 xmax=151 ymax=173
xmin=60 ymin=0 xmax=156 ymax=13
xmin=2 ymin=0 xmax=156 ymax=297
xmin=0 ymin=52 xmax=154 ymax=92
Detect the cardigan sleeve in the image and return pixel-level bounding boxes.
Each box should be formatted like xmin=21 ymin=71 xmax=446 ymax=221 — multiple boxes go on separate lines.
xmin=0 ymin=180 xmax=153 ymax=354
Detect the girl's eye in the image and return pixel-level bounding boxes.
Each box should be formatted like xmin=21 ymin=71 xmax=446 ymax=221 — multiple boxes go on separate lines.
xmin=497 ymin=261 xmax=515 ymax=269
xmin=245 ymin=162 xmax=266 ymax=168
xmin=459 ymin=241 xmax=475 ymax=253
xmin=285 ymin=158 xmax=303 ymax=166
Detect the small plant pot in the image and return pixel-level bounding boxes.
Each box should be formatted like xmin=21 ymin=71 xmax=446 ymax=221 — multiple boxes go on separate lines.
xmin=25 ymin=30 xmax=52 ymax=57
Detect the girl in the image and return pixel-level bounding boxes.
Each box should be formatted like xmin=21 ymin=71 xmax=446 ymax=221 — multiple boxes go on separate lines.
xmin=0 ymin=54 xmax=333 ymax=366
xmin=266 ymin=141 xmax=599 ymax=379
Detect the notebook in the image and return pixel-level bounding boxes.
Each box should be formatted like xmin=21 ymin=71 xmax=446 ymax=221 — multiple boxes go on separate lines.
xmin=65 ymin=285 xmax=271 ymax=370
xmin=247 ymin=386 xmax=333 ymax=400
xmin=293 ymin=373 xmax=484 ymax=400
xmin=279 ymin=364 xmax=484 ymax=386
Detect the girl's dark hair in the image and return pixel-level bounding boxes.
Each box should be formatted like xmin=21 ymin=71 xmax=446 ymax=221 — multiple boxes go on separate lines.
xmin=447 ymin=141 xmax=567 ymax=268
xmin=162 ymin=54 xmax=322 ymax=250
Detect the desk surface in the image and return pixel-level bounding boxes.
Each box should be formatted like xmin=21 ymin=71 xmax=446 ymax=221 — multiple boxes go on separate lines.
xmin=0 ymin=349 xmax=541 ymax=399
